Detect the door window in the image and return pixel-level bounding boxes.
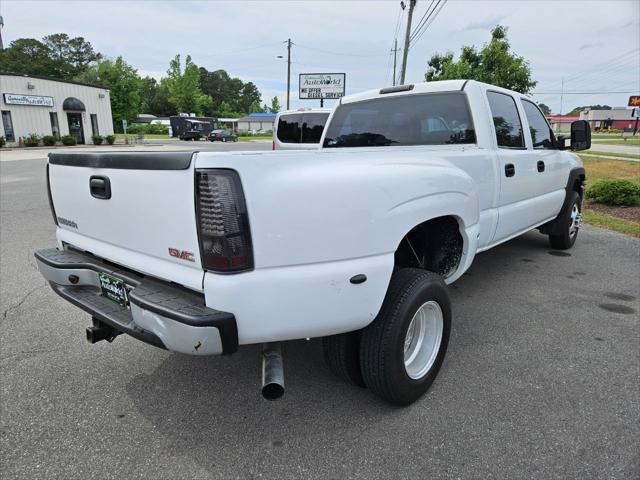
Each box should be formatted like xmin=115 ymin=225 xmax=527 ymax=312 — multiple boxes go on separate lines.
xmin=50 ymin=112 xmax=60 ymax=138
xmin=487 ymin=92 xmax=524 ymax=148
xmin=90 ymin=114 xmax=99 ymax=136
xmin=522 ymin=100 xmax=554 ymax=148
xmin=2 ymin=111 xmax=15 ymax=142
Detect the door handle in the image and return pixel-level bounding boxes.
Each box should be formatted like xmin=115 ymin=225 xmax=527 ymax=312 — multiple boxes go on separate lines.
xmin=504 ymin=164 xmax=515 ymax=177
xmin=537 ymin=160 xmax=545 ymax=172
xmin=90 ymin=176 xmax=111 ymax=199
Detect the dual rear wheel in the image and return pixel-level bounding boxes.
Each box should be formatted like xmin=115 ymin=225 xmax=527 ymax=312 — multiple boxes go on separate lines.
xmin=323 ymin=269 xmax=451 ymax=405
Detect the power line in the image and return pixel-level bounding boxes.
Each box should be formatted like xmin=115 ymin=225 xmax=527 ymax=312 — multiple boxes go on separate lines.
xmin=409 ymin=0 xmax=437 ymax=42
xmin=295 ymin=42 xmax=387 ymax=58
xmin=540 ymin=48 xmax=640 ymax=90
xmin=410 ymin=0 xmax=447 ymax=48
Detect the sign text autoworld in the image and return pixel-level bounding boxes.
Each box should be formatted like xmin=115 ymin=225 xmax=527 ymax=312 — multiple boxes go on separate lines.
xmin=3 ymin=93 xmax=55 ymax=107
xmin=299 ymin=73 xmax=346 ymax=100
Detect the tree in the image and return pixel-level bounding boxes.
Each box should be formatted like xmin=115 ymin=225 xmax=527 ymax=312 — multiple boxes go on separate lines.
xmin=262 ymin=103 xmax=269 ymax=113
xmin=198 ymin=68 xmax=263 ymax=116
xmin=76 ymin=57 xmax=142 ymax=131
xmin=566 ymin=104 xmax=611 ymax=116
xmin=249 ymin=100 xmax=262 ymax=114
xmin=0 ymin=34 xmax=99 ymax=80
xmin=238 ymin=82 xmax=262 ymax=114
xmin=537 ymin=103 xmax=551 ymax=115
xmin=269 ymin=96 xmax=281 ymax=113
xmin=425 ymin=25 xmax=536 ymax=94
xmin=42 ymin=34 xmax=100 ymax=78
xmin=166 ymin=55 xmax=212 ymax=115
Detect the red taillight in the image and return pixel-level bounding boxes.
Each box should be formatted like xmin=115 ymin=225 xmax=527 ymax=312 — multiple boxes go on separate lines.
xmin=195 ymin=169 xmax=253 ymax=272
xmin=272 ymin=141 xmax=275 ymax=150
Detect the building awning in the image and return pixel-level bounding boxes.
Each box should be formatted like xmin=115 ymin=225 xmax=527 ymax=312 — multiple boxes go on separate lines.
xmin=63 ymin=97 xmax=86 ymax=111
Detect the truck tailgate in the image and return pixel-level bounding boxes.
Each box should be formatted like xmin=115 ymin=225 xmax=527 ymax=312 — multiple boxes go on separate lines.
xmin=48 ymin=152 xmax=204 ymax=290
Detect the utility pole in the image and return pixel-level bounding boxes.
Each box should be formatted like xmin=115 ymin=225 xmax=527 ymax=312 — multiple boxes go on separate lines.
xmin=286 ymin=38 xmax=292 ymax=110
xmin=391 ymin=38 xmax=399 ymax=85
xmin=559 ymin=77 xmax=564 ymax=116
xmin=399 ymin=0 xmax=416 ymax=85
xmin=0 ymin=16 xmax=4 ymax=50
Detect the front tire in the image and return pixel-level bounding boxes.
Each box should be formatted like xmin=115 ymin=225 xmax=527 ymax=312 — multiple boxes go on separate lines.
xmin=360 ymin=269 xmax=451 ymax=405
xmin=549 ymin=191 xmax=582 ymax=250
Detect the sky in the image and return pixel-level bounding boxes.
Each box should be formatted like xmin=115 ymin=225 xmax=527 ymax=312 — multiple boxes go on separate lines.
xmin=1 ymin=0 xmax=639 ymax=114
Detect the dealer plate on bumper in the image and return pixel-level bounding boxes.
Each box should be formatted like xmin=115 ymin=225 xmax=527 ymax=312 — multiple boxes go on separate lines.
xmin=98 ymin=272 xmax=129 ymax=307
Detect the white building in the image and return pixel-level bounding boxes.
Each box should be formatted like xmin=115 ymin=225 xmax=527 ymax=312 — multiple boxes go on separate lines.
xmin=0 ymin=73 xmax=114 ymax=145
xmin=236 ymin=113 xmax=276 ymax=133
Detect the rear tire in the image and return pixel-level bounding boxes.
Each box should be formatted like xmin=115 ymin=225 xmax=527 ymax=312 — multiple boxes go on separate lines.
xmin=549 ymin=191 xmax=582 ymax=250
xmin=322 ymin=332 xmax=365 ymax=387
xmin=360 ymin=268 xmax=451 ymax=405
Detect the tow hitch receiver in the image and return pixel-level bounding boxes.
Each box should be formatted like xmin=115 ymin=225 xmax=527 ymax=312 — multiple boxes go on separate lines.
xmin=86 ymin=317 xmax=121 ymax=344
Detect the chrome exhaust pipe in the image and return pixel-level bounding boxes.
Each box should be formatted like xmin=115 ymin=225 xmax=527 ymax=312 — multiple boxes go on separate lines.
xmin=261 ymin=343 xmax=284 ymax=400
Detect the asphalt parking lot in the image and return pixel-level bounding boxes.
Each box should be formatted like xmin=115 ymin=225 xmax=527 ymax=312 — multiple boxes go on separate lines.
xmin=1 ymin=146 xmax=638 ymax=479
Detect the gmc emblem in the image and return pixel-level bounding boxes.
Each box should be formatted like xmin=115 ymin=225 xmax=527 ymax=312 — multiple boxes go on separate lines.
xmin=168 ymin=248 xmax=195 ymax=262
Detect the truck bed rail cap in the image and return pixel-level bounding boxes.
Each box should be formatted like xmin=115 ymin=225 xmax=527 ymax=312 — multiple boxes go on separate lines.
xmin=48 ymin=151 xmax=195 ymax=170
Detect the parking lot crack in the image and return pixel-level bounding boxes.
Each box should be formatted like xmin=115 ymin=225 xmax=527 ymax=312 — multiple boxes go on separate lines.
xmin=1 ymin=283 xmax=47 ymax=325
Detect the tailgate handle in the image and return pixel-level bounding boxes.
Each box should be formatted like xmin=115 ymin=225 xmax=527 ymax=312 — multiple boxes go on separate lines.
xmin=90 ymin=176 xmax=111 ymax=199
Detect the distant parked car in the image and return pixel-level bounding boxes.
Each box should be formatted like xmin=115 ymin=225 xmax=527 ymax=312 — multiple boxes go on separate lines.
xmin=208 ymin=129 xmax=238 ymax=142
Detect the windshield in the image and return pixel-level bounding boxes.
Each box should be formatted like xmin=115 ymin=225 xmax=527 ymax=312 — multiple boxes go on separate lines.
xmin=323 ymin=92 xmax=476 ymax=148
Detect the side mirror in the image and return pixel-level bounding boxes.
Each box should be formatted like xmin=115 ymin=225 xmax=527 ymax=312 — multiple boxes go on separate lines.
xmin=570 ymin=120 xmax=591 ymax=151
xmin=555 ymin=135 xmax=570 ymax=150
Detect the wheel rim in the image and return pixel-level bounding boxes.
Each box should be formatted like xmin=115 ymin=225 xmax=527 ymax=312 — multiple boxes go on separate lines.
xmin=569 ymin=203 xmax=582 ymax=238
xmin=403 ymin=300 xmax=444 ymax=380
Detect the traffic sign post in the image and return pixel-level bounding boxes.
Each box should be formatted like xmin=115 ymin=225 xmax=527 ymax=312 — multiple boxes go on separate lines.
xmin=630 ymin=97 xmax=640 ymax=136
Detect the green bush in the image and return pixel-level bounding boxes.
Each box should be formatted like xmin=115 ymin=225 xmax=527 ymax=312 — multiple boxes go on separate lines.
xmin=42 ymin=135 xmax=57 ymax=146
xmin=61 ymin=135 xmax=77 ymax=146
xmin=127 ymin=123 xmax=168 ymax=135
xmin=586 ymin=179 xmax=640 ymax=206
xmin=0 ymin=136 xmax=5 ymax=148
xmin=24 ymin=133 xmax=41 ymax=147
xmin=92 ymin=135 xmax=104 ymax=145
xmin=105 ymin=135 xmax=116 ymax=145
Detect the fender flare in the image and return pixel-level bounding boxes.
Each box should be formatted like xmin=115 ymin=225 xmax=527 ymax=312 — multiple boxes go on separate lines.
xmin=539 ymin=167 xmax=585 ymax=235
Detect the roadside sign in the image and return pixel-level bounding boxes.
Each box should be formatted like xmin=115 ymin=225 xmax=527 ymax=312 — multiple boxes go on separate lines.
xmin=122 ymin=119 xmax=128 ymax=134
xmin=628 ymin=96 xmax=640 ymax=107
xmin=299 ymin=73 xmax=346 ymax=100
xmin=632 ymin=107 xmax=640 ymax=119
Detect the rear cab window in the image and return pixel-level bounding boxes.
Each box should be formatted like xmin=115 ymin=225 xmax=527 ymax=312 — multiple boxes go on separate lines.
xmin=322 ymin=92 xmax=476 ymax=148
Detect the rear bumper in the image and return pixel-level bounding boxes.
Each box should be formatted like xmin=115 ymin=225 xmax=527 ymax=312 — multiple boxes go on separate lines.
xmin=34 ymin=248 xmax=238 ymax=356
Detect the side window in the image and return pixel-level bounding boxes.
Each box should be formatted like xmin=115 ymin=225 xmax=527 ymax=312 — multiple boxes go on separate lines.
xmin=522 ymin=100 xmax=553 ymax=149
xmin=487 ymin=91 xmax=524 ymax=148
xmin=276 ymin=114 xmax=302 ymax=143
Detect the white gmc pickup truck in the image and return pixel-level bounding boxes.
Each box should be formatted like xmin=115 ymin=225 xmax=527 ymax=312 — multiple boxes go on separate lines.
xmin=36 ymin=80 xmax=590 ymax=405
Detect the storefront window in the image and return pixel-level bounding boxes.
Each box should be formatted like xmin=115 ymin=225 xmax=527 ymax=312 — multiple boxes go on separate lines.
xmin=50 ymin=112 xmax=60 ymax=139
xmin=91 ymin=114 xmax=99 ymax=136
xmin=2 ymin=111 xmax=15 ymax=142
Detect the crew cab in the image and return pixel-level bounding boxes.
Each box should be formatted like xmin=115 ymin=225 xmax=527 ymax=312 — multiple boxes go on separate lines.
xmin=35 ymin=80 xmax=589 ymax=405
